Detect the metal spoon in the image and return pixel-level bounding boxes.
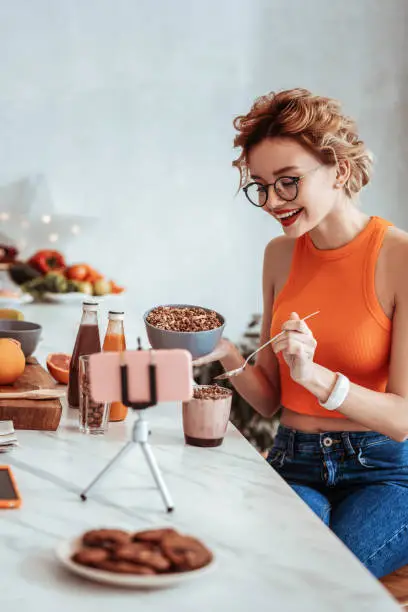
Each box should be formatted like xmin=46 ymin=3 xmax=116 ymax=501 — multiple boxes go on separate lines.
xmin=213 ymin=310 xmax=320 ymax=381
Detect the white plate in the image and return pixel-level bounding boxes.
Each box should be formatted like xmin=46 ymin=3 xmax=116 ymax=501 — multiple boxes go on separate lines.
xmin=0 ymin=294 xmax=33 ymax=307
xmin=44 ymin=292 xmax=124 ymax=304
xmin=55 ymin=536 xmax=216 ymax=589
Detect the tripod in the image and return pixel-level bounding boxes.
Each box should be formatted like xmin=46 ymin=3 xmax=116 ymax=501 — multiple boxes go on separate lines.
xmin=80 ymin=349 xmax=174 ymax=512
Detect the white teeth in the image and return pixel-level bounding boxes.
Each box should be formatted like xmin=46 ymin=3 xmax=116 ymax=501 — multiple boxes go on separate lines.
xmin=275 ymin=208 xmax=302 ymax=220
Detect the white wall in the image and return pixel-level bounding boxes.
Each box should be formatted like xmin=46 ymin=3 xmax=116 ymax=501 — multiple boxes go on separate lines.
xmin=0 ymin=0 xmax=407 ymax=342
xmin=252 ymin=0 xmax=408 ymax=246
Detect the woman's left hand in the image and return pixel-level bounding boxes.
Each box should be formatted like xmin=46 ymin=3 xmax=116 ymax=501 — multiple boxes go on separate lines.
xmin=272 ymin=312 xmax=317 ymax=383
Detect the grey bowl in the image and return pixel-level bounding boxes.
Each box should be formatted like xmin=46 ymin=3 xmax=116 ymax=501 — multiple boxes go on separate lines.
xmin=143 ymin=304 xmax=225 ymax=360
xmin=0 ymin=320 xmax=42 ymax=357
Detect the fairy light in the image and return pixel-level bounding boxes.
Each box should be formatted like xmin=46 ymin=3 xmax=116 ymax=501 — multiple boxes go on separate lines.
xmin=0 ymin=175 xmax=95 ymax=256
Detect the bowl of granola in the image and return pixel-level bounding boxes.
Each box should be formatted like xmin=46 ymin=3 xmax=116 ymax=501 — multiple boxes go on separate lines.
xmin=143 ymin=304 xmax=225 ymax=359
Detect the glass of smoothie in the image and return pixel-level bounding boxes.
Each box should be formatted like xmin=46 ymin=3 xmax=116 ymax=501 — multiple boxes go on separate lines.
xmin=182 ymin=385 xmax=233 ymax=447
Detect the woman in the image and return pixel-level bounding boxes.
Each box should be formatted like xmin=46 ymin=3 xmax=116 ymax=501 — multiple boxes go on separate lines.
xmin=204 ymin=88 xmax=408 ymax=578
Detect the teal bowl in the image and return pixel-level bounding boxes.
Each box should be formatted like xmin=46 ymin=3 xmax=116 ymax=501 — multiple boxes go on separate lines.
xmin=0 ymin=320 xmax=42 ymax=357
xmin=143 ymin=304 xmax=225 ymax=360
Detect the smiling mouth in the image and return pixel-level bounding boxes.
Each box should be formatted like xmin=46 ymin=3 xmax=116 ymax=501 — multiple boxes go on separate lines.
xmin=274 ymin=207 xmax=303 ymax=220
xmin=273 ymin=207 xmax=304 ymax=227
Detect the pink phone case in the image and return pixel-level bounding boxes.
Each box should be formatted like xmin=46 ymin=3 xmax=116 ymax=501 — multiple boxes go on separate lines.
xmin=89 ymin=349 xmax=193 ymax=404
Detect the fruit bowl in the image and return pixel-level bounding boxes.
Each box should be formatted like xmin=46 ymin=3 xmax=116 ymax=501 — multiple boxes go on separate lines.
xmin=143 ymin=304 xmax=225 ymax=360
xmin=9 ymin=257 xmax=125 ymax=303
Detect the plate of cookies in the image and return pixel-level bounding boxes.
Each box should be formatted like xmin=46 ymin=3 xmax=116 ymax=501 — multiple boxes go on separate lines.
xmin=56 ymin=527 xmax=215 ymax=588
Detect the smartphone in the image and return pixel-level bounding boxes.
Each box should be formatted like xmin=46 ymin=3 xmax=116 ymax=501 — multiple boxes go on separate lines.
xmin=89 ymin=349 xmax=193 ymax=404
xmin=0 ymin=466 xmax=21 ymax=509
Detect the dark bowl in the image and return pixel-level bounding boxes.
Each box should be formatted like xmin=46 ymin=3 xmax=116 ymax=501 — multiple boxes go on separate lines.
xmin=143 ymin=304 xmax=225 ymax=360
xmin=0 ymin=320 xmax=42 ymax=357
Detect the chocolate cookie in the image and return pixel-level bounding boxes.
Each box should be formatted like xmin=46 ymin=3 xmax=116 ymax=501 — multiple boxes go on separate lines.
xmin=72 ymin=547 xmax=109 ymax=567
xmin=132 ymin=528 xmax=178 ymax=543
xmin=82 ymin=529 xmax=131 ymax=549
xmin=136 ymin=549 xmax=171 ymax=572
xmin=115 ymin=543 xmax=171 ymax=572
xmin=113 ymin=541 xmax=154 ymax=560
xmin=95 ymin=560 xmax=156 ymax=575
xmin=161 ymin=533 xmax=213 ymax=571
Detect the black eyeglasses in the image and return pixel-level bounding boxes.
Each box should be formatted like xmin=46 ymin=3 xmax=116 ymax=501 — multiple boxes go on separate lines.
xmin=243 ymin=165 xmax=321 ymax=207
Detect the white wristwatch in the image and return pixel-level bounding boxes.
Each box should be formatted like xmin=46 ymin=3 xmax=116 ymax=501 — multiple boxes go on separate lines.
xmin=318 ymin=372 xmax=350 ymax=411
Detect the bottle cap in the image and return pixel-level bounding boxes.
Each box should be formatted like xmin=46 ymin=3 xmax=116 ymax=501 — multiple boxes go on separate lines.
xmin=108 ymin=310 xmax=124 ymax=320
xmin=83 ymin=301 xmax=98 ymax=311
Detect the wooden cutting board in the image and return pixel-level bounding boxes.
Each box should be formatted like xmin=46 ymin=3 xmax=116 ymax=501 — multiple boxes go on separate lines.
xmin=0 ymin=357 xmax=63 ymax=430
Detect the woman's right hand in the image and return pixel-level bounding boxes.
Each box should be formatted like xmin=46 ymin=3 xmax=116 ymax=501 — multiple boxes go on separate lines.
xmin=192 ymin=338 xmax=234 ymax=367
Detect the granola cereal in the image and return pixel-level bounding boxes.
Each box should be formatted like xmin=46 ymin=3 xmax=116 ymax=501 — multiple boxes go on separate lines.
xmin=146 ymin=306 xmax=223 ymax=332
xmin=192 ymin=385 xmax=232 ymax=400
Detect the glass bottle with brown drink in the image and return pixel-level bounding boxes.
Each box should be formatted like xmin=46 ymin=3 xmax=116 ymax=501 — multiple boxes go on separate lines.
xmin=102 ymin=311 xmax=128 ymax=421
xmin=68 ymin=302 xmax=101 ymax=408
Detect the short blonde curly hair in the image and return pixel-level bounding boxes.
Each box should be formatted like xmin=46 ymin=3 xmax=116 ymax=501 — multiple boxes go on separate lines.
xmin=233 ymin=88 xmax=373 ymax=198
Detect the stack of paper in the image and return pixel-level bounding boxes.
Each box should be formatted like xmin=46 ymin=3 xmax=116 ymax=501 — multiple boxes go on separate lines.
xmin=0 ymin=421 xmax=18 ymax=453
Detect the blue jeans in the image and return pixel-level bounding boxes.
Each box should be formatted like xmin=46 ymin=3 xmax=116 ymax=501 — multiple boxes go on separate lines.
xmin=267 ymin=425 xmax=408 ymax=579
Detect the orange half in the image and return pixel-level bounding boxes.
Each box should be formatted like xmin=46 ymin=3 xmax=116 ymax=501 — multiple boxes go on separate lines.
xmin=46 ymin=353 xmax=71 ymax=385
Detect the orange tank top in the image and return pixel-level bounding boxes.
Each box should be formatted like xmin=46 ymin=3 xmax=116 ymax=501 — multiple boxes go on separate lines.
xmin=270 ymin=216 xmax=393 ymax=419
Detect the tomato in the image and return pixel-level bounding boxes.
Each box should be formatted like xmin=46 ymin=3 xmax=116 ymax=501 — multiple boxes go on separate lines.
xmin=66 ymin=264 xmax=89 ymax=281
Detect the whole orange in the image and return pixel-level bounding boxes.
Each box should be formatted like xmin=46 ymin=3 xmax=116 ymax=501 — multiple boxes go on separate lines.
xmin=0 ymin=338 xmax=26 ymax=385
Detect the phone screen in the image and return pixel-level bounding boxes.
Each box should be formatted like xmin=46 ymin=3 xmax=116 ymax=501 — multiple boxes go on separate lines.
xmin=0 ymin=469 xmax=18 ymax=500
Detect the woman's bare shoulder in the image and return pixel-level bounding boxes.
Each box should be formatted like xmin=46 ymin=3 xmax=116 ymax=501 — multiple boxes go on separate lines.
xmin=263 ymin=235 xmax=297 ymax=293
xmin=381 ymin=226 xmax=408 ymax=295
xmin=383 ymin=225 xmax=408 ymax=259
xmin=264 ymin=234 xmax=296 ymax=261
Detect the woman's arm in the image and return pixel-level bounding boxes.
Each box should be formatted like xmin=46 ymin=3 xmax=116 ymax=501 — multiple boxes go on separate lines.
xmin=195 ymin=239 xmax=282 ymax=418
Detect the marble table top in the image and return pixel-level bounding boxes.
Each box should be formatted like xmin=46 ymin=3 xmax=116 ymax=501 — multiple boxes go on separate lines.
xmin=0 ymin=302 xmax=400 ymax=611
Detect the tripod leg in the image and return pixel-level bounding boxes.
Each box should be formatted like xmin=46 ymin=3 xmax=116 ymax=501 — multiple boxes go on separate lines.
xmin=80 ymin=441 xmax=133 ymax=501
xmin=141 ymin=442 xmax=174 ymax=512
